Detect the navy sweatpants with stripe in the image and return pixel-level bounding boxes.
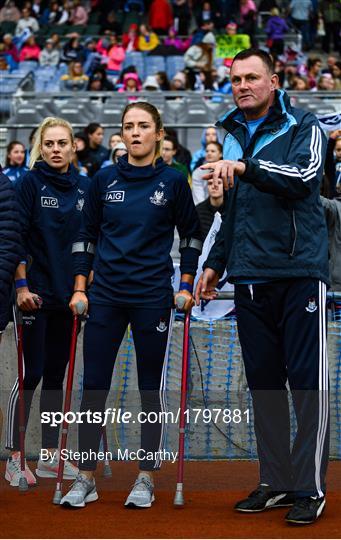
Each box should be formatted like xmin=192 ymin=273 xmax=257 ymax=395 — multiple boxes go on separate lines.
xmin=78 ymin=304 xmax=172 ymax=471
xmin=235 ymin=278 xmax=329 ymax=497
xmin=6 ymin=309 xmax=73 ymax=450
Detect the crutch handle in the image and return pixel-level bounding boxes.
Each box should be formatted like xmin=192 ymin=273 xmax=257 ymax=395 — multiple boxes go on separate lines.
xmin=175 ymin=295 xmax=187 ymax=311
xmin=75 ymin=301 xmax=86 ymax=315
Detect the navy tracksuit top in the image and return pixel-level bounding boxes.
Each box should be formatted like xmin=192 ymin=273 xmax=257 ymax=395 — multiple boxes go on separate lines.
xmin=73 ymin=156 xmax=202 ymax=307
xmin=16 ymin=161 xmax=90 ymax=309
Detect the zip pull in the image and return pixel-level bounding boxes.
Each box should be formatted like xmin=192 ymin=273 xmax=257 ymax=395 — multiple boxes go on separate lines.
xmin=248 ymin=284 xmax=254 ymax=301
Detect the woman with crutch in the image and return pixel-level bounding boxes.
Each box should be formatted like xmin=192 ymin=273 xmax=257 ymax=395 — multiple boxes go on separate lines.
xmin=5 ymin=117 xmax=90 ymax=487
xmin=61 ymin=102 xmax=202 ymax=508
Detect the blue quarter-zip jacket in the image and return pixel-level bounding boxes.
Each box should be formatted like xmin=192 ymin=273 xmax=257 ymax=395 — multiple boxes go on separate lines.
xmin=204 ymin=90 xmax=329 ymax=284
xmin=16 ymin=162 xmax=90 ymax=308
xmin=73 ymin=156 xmax=202 ymax=307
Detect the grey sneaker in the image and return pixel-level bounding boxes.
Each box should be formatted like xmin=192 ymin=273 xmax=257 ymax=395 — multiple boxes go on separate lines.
xmin=60 ymin=473 xmax=98 ymax=508
xmin=125 ymin=476 xmax=155 ymax=508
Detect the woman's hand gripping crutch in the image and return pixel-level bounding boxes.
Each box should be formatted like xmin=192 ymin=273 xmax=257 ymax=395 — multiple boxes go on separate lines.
xmin=52 ymin=299 xmax=87 ymax=504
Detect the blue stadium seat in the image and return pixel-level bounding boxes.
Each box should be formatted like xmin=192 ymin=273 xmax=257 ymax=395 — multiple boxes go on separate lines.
xmin=165 ymin=56 xmax=185 ymax=81
xmin=122 ymin=52 xmax=145 ymax=80
xmin=144 ymin=55 xmax=166 ymax=77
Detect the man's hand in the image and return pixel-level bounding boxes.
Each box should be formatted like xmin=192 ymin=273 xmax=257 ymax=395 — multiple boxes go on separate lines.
xmin=195 ymin=269 xmax=220 ymax=304
xmin=17 ymin=290 xmax=42 ymax=311
xmin=201 ymin=160 xmax=246 ymax=191
xmin=174 ymin=290 xmax=195 ymax=312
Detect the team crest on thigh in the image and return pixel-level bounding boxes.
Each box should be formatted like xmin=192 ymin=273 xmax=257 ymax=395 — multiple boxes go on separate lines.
xmin=150 ymin=190 xmax=167 ymax=206
xmin=156 ymin=318 xmax=167 ymax=332
xmin=305 ymin=297 xmax=318 ymax=313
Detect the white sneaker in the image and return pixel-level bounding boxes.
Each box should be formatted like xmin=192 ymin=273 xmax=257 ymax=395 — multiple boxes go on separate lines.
xmin=5 ymin=452 xmax=37 ymax=487
xmin=36 ymin=451 xmax=78 ymax=479
xmin=60 ymin=473 xmax=98 ymax=508
xmin=125 ymin=475 xmax=155 ymax=508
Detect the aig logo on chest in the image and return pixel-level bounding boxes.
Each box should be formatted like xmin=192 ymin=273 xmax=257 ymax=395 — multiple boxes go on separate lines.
xmin=41 ymin=196 xmax=59 ymax=208
xmin=105 ymin=190 xmax=125 ymax=202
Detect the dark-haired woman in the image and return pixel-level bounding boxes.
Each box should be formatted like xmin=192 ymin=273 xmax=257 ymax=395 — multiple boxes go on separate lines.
xmin=3 ymin=141 xmax=28 ymax=183
xmin=61 ymin=102 xmax=202 ymax=509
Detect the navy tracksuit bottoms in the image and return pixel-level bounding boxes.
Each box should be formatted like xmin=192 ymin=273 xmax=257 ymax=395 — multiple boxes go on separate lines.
xmin=235 ymin=278 xmax=329 ymax=497
xmin=6 ymin=309 xmax=73 ymax=451
xmin=79 ymin=304 xmax=173 ymax=471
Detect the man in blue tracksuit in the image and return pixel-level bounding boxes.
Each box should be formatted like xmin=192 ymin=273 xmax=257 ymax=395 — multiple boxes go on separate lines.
xmin=61 ymin=102 xmax=202 ymax=509
xmin=196 ymin=49 xmax=329 ymax=525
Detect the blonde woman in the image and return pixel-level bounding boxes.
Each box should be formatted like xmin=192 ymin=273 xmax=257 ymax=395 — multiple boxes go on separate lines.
xmin=5 ymin=117 xmax=90 ymax=487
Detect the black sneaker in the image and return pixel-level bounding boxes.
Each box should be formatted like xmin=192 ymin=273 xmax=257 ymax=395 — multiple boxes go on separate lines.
xmin=285 ymin=496 xmax=326 ymax=525
xmin=235 ymin=484 xmax=295 ymax=513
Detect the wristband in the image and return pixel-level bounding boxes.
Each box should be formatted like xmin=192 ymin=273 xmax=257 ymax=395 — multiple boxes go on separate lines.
xmin=73 ymin=289 xmax=87 ymax=294
xmin=179 ymin=282 xmax=193 ymax=294
xmin=15 ymin=279 xmax=28 ymax=289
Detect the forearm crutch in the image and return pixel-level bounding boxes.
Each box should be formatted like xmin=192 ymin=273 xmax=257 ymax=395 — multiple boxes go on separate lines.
xmin=53 ymin=301 xmax=85 ymax=504
xmin=102 ymin=426 xmax=112 ymax=477
xmin=15 ymin=306 xmax=28 ymax=492
xmin=174 ymin=296 xmax=191 ymax=507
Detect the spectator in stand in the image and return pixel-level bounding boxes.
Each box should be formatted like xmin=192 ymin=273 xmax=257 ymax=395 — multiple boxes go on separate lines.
xmin=331 ymin=62 xmax=341 ymax=90
xmin=196 ymin=176 xmax=225 ymax=240
xmin=320 ymin=0 xmax=340 ymax=54
xmin=83 ymin=122 xmax=109 ymax=177
xmin=149 ymin=0 xmax=173 ymax=35
xmin=124 ymin=0 xmax=145 ymax=13
xmin=87 ymin=67 xmax=114 ymax=91
xmin=192 ymin=141 xmax=223 ymax=204
xmin=191 ymin=126 xmax=220 ymax=173
xmin=307 ymin=56 xmax=322 ymax=89
xmin=164 ymin=26 xmax=190 ymax=52
xmin=265 ymin=7 xmax=288 ymax=56
xmin=155 ymin=71 xmax=171 ymax=90
xmin=290 ymin=75 xmax=310 ymax=90
xmin=142 ymin=75 xmax=160 ymax=90
xmin=170 ymin=70 xmax=188 ymax=91
xmin=213 ymin=65 xmax=232 ymax=94
xmin=82 ymin=37 xmax=103 ymax=76
xmin=32 ymin=0 xmax=42 ymax=19
xmin=49 ymin=32 xmax=62 ymax=51
xmin=324 ymin=130 xmax=341 ymax=198
xmin=61 ymin=36 xmax=85 ymax=63
xmin=194 ymin=69 xmax=214 ymax=91
xmin=191 ymin=19 xmax=215 ymax=45
xmin=19 ymin=35 xmax=41 ymax=62
xmin=15 ymin=7 xmax=39 ymax=35
xmin=172 ymin=0 xmax=191 ymax=35
xmin=70 ymin=0 xmax=88 ymax=25
xmin=161 ymin=135 xmax=189 ymax=178
xmin=60 ymin=60 xmax=89 ymax=91
xmin=195 ymin=1 xmax=219 ymax=28
xmin=274 ymin=58 xmax=285 ymax=88
xmin=184 ymin=32 xmax=215 ymax=90
xmin=138 ymin=23 xmax=160 ymax=52
xmin=0 ymin=1 xmax=21 ymax=23
xmin=106 ymin=33 xmax=125 ymax=76
xmin=100 ymin=10 xmax=122 ymax=36
xmin=39 ymin=38 xmax=60 ymax=66
xmin=288 ymin=0 xmax=313 ymax=51
xmin=317 ymin=72 xmax=336 ymax=90
xmin=118 ymin=71 xmax=142 ymax=93
xmin=122 ymin=23 xmax=139 ymax=52
xmin=3 ymin=141 xmax=28 ymax=184
xmin=165 ymin=127 xmax=192 ymax=173
xmin=239 ymin=0 xmax=257 ymax=42
xmin=2 ymin=34 xmax=19 ymax=64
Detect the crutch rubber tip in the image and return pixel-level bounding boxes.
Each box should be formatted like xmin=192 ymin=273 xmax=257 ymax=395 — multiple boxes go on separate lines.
xmin=18 ymin=477 xmax=28 ymax=492
xmin=102 ymin=463 xmax=112 ymax=478
xmin=52 ymin=490 xmax=63 ymax=505
xmin=173 ymin=490 xmax=184 ymax=507
xmin=175 ymin=296 xmax=186 ymax=310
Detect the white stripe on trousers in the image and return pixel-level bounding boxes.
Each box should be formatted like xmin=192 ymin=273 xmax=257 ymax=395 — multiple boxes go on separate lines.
xmin=314 ymin=281 xmax=329 ymax=497
xmin=6 ymin=305 xmax=25 ymax=449
xmin=155 ymin=311 xmax=174 ymax=469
